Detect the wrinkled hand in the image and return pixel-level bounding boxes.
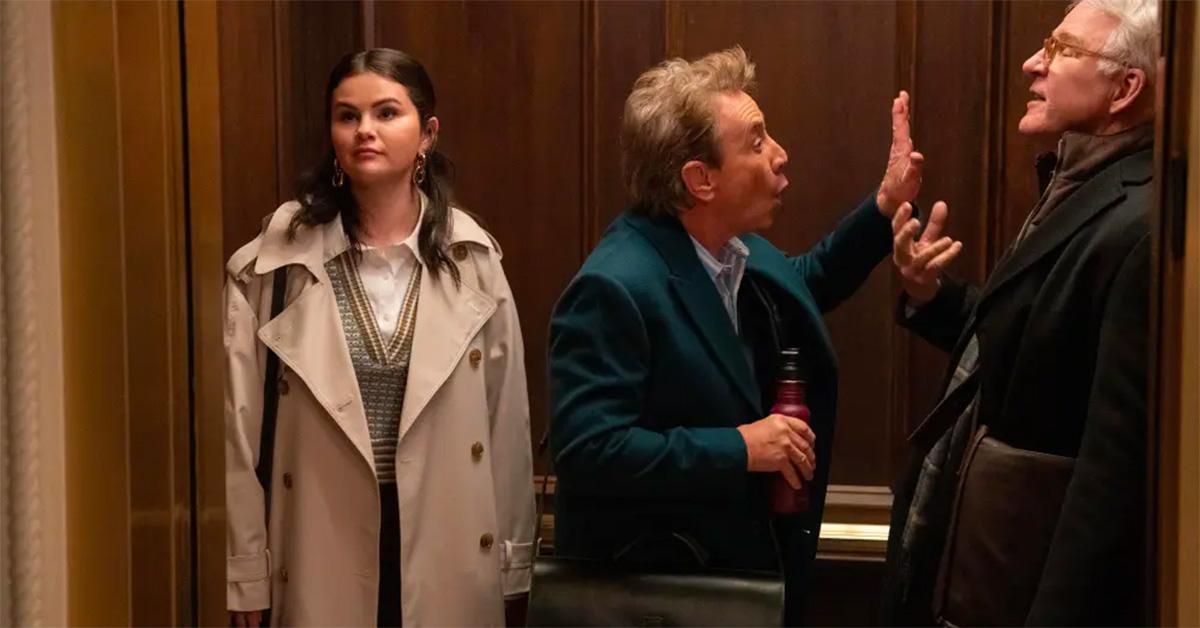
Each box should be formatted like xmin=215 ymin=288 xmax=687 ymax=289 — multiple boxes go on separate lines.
xmin=877 ymin=91 xmax=925 ymax=217
xmin=892 ymin=201 xmax=962 ymax=305
xmin=230 ymin=610 xmax=265 ymax=628
xmin=737 ymin=414 xmax=816 ymax=490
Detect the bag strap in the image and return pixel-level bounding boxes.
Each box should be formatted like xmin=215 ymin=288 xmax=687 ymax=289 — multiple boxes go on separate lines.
xmin=255 ymin=266 xmax=289 ymax=524
xmin=746 ymin=274 xmax=785 ymax=358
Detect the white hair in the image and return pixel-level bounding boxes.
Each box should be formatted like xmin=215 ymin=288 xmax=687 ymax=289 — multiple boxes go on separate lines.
xmin=1069 ymin=0 xmax=1159 ymax=77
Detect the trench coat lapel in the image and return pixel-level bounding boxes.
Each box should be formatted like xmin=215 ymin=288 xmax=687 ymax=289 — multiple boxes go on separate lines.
xmin=398 ymin=263 xmax=496 ymax=442
xmin=258 ymin=283 xmax=376 ymax=474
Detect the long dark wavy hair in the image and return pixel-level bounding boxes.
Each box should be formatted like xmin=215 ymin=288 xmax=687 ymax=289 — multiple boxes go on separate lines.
xmin=290 ymin=48 xmax=462 ymax=284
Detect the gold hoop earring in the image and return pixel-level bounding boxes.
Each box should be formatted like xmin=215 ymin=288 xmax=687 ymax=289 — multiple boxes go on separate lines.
xmin=413 ymin=152 xmax=427 ymax=186
xmin=332 ymin=158 xmax=345 ymax=188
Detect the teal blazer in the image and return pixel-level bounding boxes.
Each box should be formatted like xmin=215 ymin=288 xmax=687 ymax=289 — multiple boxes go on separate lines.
xmin=548 ymin=196 xmax=892 ymax=589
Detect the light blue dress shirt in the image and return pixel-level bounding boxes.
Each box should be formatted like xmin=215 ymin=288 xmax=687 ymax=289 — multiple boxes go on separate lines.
xmin=690 ymin=235 xmax=750 ymax=333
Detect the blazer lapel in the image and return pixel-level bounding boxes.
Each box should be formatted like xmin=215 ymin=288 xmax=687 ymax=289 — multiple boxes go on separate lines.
xmin=978 ymin=149 xmax=1151 ymax=310
xmin=259 ymin=281 xmax=376 ymax=473
xmin=398 ymin=264 xmax=496 ymax=442
xmin=669 ymin=275 xmax=762 ymax=414
xmin=626 ymin=213 xmax=761 ymax=415
xmin=743 ymin=241 xmax=836 ymax=370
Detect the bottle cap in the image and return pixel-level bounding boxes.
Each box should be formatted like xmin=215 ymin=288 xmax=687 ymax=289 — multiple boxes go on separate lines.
xmin=778 ymin=347 xmax=806 ymax=381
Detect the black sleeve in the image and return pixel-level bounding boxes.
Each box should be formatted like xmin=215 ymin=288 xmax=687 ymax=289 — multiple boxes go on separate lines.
xmin=896 ymin=276 xmax=978 ymax=353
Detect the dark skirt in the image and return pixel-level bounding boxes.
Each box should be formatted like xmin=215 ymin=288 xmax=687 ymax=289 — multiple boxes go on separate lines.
xmin=378 ymin=482 xmax=402 ymax=627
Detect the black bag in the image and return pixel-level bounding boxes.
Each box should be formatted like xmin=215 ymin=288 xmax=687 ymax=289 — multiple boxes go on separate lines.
xmin=526 ymin=456 xmax=784 ymax=626
xmin=527 ymin=534 xmax=785 ymax=627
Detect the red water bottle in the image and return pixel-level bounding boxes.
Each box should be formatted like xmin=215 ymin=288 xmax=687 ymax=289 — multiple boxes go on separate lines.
xmin=769 ymin=348 xmax=810 ymax=514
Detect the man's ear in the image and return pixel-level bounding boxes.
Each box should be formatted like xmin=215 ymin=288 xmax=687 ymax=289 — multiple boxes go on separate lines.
xmin=1109 ymin=67 xmax=1148 ymax=117
xmin=681 ymin=159 xmax=716 ymax=204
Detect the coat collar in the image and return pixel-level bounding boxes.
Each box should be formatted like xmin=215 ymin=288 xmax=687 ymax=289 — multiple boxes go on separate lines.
xmin=254 ymin=198 xmax=498 ymax=473
xmin=978 ymin=148 xmax=1152 ymax=309
xmin=253 ymin=194 xmax=498 ymax=280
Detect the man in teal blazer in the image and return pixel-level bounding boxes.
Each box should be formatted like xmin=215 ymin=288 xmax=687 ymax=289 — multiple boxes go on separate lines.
xmin=548 ymin=47 xmax=932 ymax=624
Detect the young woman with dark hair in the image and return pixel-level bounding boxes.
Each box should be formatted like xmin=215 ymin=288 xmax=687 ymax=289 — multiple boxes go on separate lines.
xmin=224 ymin=49 xmax=534 ymax=627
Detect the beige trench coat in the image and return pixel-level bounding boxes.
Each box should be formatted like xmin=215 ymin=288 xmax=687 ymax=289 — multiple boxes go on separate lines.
xmin=224 ymin=201 xmax=535 ymax=626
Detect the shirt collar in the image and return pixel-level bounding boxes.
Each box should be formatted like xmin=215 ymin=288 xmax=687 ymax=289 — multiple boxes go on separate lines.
xmin=690 ymin=235 xmax=749 ymax=281
xmin=358 ymin=190 xmax=428 ymax=266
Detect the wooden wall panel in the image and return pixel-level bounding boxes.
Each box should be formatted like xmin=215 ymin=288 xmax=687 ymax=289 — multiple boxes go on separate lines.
xmin=997 ymin=3 xmax=1064 ymax=255
xmin=219 ymin=1 xmax=361 ymax=262
xmin=114 ymin=2 xmax=192 ymax=623
xmin=182 ymin=1 xmax=230 ymax=623
xmin=274 ymin=1 xmax=363 ymax=203
xmin=218 ymin=1 xmax=280 ymax=261
xmin=374 ymin=1 xmax=585 ymax=460
xmin=55 ymin=0 xmax=193 ymax=622
xmin=673 ymin=0 xmax=900 ymax=486
xmin=899 ymin=0 xmax=997 ymax=473
xmin=592 ymin=1 xmax=668 ymax=239
xmin=53 ymin=4 xmax=131 ymax=622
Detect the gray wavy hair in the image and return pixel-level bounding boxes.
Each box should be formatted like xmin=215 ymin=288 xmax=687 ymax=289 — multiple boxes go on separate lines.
xmin=620 ymin=46 xmax=756 ymax=216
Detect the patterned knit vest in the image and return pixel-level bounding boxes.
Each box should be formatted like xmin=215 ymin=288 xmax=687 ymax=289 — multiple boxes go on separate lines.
xmin=326 ymin=250 xmax=421 ymax=483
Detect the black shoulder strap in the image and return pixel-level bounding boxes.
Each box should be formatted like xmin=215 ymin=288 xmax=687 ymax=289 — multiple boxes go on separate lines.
xmin=255 ymin=266 xmax=288 ymax=522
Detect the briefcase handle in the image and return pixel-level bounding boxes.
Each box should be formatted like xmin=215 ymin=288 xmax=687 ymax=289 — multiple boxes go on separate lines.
xmin=613 ymin=531 xmax=711 ymax=569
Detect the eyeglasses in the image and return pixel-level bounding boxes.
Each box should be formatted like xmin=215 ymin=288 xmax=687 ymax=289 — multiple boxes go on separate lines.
xmin=1042 ymin=35 xmax=1126 ymax=67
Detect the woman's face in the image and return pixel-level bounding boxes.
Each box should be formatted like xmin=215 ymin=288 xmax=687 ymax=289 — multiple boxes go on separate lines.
xmin=330 ymin=72 xmax=437 ymax=188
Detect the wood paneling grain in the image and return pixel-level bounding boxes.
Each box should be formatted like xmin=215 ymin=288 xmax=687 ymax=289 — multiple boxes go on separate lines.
xmin=218 ymin=1 xmax=280 ymax=261
xmin=899 ymin=0 xmax=996 ymax=471
xmin=997 ymin=3 xmax=1063 ymax=255
xmin=53 ymin=3 xmax=131 ymax=622
xmin=183 ymin=0 xmax=231 ymax=623
xmin=274 ymin=1 xmax=363 ymax=203
xmin=592 ymin=1 xmax=668 ymax=237
xmin=114 ymin=2 xmax=192 ymax=623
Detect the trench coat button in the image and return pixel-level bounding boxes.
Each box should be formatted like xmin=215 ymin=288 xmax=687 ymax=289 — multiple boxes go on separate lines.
xmin=453 ymin=244 xmax=469 ymax=261
xmin=471 ymin=442 xmax=484 ymax=461
xmin=280 ymin=568 xmax=289 ymax=583
xmin=479 ymin=533 xmax=494 ymax=550
xmin=469 ymin=349 xmax=482 ymax=368
xmin=283 ymin=472 xmax=293 ymax=489
xmin=278 ymin=376 xmax=289 ymax=396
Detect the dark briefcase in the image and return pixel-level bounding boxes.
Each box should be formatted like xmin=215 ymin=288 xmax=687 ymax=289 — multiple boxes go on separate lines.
xmin=934 ymin=426 xmax=1075 ymax=626
xmin=527 ymin=532 xmax=784 ymax=627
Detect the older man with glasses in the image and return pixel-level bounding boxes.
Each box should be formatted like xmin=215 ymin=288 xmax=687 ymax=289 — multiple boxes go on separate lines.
xmin=882 ymin=0 xmax=1158 ymax=625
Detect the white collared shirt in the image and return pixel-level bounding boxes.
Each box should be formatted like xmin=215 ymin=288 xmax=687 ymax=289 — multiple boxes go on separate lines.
xmin=690 ymin=235 xmax=750 ymax=332
xmin=357 ymin=197 xmax=426 ymax=344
